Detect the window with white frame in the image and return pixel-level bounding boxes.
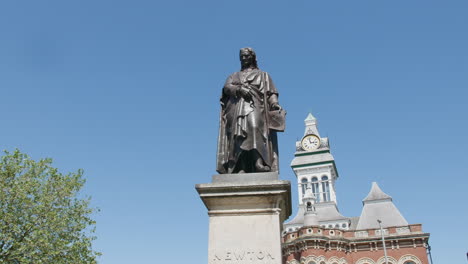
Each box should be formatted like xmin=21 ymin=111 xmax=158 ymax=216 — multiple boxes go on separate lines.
xmin=321 ymin=175 xmax=331 ymax=201
xmin=311 ymin=177 xmax=320 ymax=202
xmin=301 ymin=178 xmax=308 ymax=197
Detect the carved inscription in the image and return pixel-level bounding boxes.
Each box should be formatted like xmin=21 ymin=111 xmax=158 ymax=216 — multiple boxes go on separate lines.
xmin=211 ymin=250 xmax=276 ymax=264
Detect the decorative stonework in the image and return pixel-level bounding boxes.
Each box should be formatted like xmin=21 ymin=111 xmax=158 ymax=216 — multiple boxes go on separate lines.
xmin=396 ymin=227 xmax=410 ymax=234
xmin=319 ymin=138 xmax=329 ymax=149
xmin=375 ymin=229 xmax=389 ymax=235
xmin=355 ymin=257 xmax=375 ymax=264
xmin=295 ymin=166 xmax=332 ymax=176
xmin=328 ymin=256 xmax=348 ymax=264
xmin=286 ymin=259 xmax=300 ymax=264
xmin=376 ymin=256 xmax=397 ymax=264
xmin=301 ymin=255 xmax=326 ymax=264
xmin=398 ymin=254 xmax=421 ymax=264
xmin=320 ymin=221 xmax=349 ymax=230
xmin=296 ymin=142 xmax=302 ymax=152
xmin=355 ymin=231 xmax=369 ymax=237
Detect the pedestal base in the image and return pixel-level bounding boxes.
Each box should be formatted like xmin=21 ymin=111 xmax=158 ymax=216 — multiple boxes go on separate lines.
xmin=196 ymin=172 xmax=291 ymax=264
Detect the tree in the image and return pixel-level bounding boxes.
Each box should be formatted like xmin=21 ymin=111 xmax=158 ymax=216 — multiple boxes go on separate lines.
xmin=0 ymin=150 xmax=100 ymax=263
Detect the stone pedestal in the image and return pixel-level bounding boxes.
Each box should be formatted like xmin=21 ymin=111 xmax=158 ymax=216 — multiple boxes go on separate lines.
xmin=196 ymin=172 xmax=291 ymax=264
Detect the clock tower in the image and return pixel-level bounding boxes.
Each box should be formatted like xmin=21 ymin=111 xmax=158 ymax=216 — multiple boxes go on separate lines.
xmin=292 ymin=113 xmax=338 ymax=205
xmin=285 ymin=113 xmax=349 ymax=231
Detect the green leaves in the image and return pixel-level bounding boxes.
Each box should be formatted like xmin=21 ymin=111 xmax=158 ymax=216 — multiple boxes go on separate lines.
xmin=0 ymin=150 xmax=100 ymax=264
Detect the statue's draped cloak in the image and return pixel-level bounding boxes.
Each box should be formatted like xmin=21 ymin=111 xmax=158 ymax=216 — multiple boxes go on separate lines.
xmin=216 ymin=68 xmax=280 ymax=174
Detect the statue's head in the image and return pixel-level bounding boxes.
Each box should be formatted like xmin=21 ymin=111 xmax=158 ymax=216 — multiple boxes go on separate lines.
xmin=239 ymin=47 xmax=258 ymax=70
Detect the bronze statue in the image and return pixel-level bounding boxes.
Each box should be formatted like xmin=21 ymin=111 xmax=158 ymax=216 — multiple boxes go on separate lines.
xmin=216 ymin=47 xmax=285 ymax=174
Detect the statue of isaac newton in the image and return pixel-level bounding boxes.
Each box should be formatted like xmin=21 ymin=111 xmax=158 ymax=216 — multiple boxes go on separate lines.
xmin=216 ymin=47 xmax=286 ymax=174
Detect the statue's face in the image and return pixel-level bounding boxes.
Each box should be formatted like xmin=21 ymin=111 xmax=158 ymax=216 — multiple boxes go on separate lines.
xmin=240 ymin=50 xmax=255 ymax=68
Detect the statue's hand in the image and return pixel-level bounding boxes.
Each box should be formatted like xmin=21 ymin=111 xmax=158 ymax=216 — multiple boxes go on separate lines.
xmin=271 ymin=103 xmax=282 ymax=111
xmin=238 ymin=87 xmax=252 ymax=102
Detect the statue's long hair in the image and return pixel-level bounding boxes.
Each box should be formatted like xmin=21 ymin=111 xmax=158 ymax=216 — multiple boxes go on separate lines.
xmin=240 ymin=47 xmax=258 ymax=70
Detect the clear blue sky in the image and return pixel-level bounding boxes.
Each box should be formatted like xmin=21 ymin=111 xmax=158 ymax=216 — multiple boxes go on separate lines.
xmin=1 ymin=0 xmax=467 ymax=263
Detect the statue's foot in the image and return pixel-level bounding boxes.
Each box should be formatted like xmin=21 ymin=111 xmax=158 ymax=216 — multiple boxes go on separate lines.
xmin=256 ymin=165 xmax=271 ymax=172
xmin=255 ymin=158 xmax=271 ymax=172
xmin=238 ymin=170 xmax=245 ymax=173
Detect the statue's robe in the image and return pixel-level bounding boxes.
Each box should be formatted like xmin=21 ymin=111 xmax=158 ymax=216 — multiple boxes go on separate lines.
xmin=216 ymin=68 xmax=281 ymax=174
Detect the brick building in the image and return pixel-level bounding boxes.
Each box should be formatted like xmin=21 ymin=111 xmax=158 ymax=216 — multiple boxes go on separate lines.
xmin=281 ymin=114 xmax=431 ymax=264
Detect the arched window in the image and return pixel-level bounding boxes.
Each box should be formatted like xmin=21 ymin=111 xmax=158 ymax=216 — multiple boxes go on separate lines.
xmin=399 ymin=255 xmax=421 ymax=264
xmin=376 ymin=256 xmax=397 ymax=264
xmin=311 ymin=177 xmax=319 ymax=202
xmin=321 ymin=176 xmax=330 ymax=201
xmin=301 ymin=178 xmax=308 ymax=196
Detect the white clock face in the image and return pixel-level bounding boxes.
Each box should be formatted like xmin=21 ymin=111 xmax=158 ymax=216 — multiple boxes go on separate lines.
xmin=301 ymin=135 xmax=320 ymax=151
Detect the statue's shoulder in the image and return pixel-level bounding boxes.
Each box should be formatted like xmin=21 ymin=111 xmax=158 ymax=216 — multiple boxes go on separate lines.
xmin=262 ymin=71 xmax=274 ymax=81
xmin=229 ymin=71 xmax=241 ymax=77
xmin=262 ymin=70 xmax=270 ymax=76
xmin=225 ymin=71 xmax=241 ymax=82
xmin=252 ymin=69 xmax=269 ymax=78
xmin=253 ymin=69 xmax=269 ymax=80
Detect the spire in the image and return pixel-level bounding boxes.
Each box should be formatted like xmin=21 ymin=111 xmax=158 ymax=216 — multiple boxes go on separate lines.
xmin=304 ymin=113 xmax=316 ymax=123
xmin=304 ymin=113 xmax=320 ymax=137
xmin=362 ymin=182 xmax=392 ymax=203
